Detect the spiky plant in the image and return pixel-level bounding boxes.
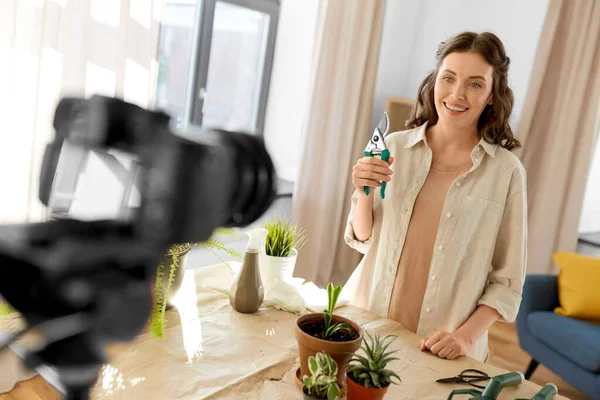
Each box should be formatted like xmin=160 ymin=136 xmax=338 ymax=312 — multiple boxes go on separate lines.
xmin=264 ymin=216 xmax=307 ymax=257
xmin=347 ymin=331 xmax=401 ymax=389
xmin=150 ymin=228 xmax=243 ymax=338
xmin=302 ymin=351 xmax=341 ymax=400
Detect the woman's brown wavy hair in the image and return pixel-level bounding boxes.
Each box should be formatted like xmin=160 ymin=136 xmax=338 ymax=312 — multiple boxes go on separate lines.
xmin=406 ymin=31 xmax=521 ymax=151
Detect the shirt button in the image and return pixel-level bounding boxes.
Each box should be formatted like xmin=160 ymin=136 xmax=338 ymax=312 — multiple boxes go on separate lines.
xmin=431 ymin=276 xmax=436 ymax=281
xmin=438 ymin=245 xmax=444 ymax=251
xmin=426 ymin=307 xmax=431 ymax=313
xmin=456 ymin=182 xmax=461 ymax=187
xmin=446 ymin=212 xmax=452 ymax=218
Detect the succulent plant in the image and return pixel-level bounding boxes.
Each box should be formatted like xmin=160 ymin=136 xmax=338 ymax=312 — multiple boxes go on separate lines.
xmin=347 ymin=331 xmax=401 ymax=389
xmin=302 ymin=351 xmax=341 ymax=400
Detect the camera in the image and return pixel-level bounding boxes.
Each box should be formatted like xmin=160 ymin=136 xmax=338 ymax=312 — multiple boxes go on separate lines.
xmin=0 ymin=95 xmax=278 ymax=399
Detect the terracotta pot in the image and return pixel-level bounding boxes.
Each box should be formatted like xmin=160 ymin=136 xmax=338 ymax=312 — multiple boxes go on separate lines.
xmin=346 ymin=374 xmax=389 ymax=400
xmin=157 ymin=246 xmax=191 ymax=309
xmin=295 ymin=313 xmax=363 ymax=388
xmin=294 ymin=367 xmax=303 ymax=391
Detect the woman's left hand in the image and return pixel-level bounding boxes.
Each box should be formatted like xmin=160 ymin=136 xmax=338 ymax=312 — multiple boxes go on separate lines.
xmin=420 ymin=330 xmax=472 ymax=360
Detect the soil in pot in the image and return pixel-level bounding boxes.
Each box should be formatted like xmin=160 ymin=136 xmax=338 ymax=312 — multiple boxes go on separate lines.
xmin=302 ymin=386 xmax=325 ymax=400
xmin=295 ymin=313 xmax=363 ymax=389
xmin=300 ymin=318 xmax=360 ymax=341
xmin=346 ymin=374 xmax=389 ymax=400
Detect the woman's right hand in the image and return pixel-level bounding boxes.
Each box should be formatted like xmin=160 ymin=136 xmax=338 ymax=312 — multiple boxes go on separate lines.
xmin=352 ymin=156 xmax=394 ymax=192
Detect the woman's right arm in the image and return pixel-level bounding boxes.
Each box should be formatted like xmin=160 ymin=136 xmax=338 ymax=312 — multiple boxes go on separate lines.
xmin=350 ymin=156 xmax=394 ymax=241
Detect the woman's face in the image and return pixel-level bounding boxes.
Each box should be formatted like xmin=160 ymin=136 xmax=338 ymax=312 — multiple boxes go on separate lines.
xmin=433 ymin=51 xmax=494 ymax=132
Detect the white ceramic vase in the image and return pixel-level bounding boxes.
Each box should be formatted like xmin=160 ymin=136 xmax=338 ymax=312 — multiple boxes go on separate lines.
xmin=259 ymin=248 xmax=298 ymax=289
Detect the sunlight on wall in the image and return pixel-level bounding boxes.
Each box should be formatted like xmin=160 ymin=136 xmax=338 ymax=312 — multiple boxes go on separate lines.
xmin=153 ymin=0 xmax=164 ymax=23
xmin=37 ymin=47 xmax=63 ymax=132
xmin=124 ymin=58 xmax=150 ymax=108
xmin=6 ymin=51 xmax=39 ymax=223
xmin=48 ymin=0 xmax=67 ymax=7
xmin=91 ymin=0 xmax=121 ymax=27
xmin=130 ymin=0 xmax=151 ymax=29
xmin=85 ymin=61 xmax=116 ymax=98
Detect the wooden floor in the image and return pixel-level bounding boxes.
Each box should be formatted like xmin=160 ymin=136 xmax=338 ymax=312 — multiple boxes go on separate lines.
xmin=488 ymin=322 xmax=590 ymax=400
xmin=0 ymin=322 xmax=591 ymax=399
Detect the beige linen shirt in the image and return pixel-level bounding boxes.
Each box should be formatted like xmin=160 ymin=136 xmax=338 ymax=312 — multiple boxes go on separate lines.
xmin=343 ymin=121 xmax=528 ymax=362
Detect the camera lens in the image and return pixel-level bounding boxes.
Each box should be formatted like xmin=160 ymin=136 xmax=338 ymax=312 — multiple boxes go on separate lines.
xmin=219 ymin=131 xmax=277 ymax=228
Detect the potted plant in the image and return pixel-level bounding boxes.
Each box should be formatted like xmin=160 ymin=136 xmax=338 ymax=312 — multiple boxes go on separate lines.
xmin=295 ymin=282 xmax=363 ymax=388
xmin=150 ymin=228 xmax=243 ymax=338
xmin=346 ymin=332 xmax=401 ymax=400
xmin=302 ymin=351 xmax=341 ymax=400
xmin=260 ymin=216 xmax=307 ymax=288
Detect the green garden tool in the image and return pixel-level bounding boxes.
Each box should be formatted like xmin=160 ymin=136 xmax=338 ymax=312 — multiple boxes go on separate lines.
xmin=446 ymin=371 xmax=524 ymax=399
xmin=363 ymin=112 xmax=391 ymax=199
xmin=516 ymin=383 xmax=559 ymax=400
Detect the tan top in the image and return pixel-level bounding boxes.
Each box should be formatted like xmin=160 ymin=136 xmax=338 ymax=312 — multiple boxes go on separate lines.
xmin=342 ymin=121 xmax=528 ymax=362
xmin=388 ymin=159 xmax=472 ymax=333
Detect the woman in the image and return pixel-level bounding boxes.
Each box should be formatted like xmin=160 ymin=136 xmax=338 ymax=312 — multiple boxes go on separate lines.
xmin=343 ymin=31 xmax=527 ymax=363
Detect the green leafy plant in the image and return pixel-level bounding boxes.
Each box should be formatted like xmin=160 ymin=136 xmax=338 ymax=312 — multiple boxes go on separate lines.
xmin=264 ymin=216 xmax=307 ymax=257
xmin=0 ymin=300 xmax=15 ymax=317
xmin=302 ymin=351 xmax=341 ymax=400
xmin=150 ymin=228 xmax=243 ymax=338
xmin=320 ymin=283 xmax=351 ymax=340
xmin=347 ymin=331 xmax=401 ymax=389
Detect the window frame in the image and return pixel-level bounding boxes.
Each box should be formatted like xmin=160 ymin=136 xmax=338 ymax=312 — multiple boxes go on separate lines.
xmin=189 ymin=0 xmax=280 ymax=136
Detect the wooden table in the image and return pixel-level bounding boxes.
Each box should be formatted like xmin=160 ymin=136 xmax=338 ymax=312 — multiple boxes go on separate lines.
xmin=0 ymin=263 xmax=570 ymax=399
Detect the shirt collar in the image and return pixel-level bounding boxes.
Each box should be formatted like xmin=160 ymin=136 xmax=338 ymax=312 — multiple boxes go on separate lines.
xmin=404 ymin=121 xmax=429 ymax=149
xmin=404 ymin=121 xmax=497 ymax=158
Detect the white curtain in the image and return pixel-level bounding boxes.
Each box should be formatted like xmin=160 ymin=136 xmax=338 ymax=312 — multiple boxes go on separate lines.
xmin=0 ymin=0 xmax=163 ymax=224
xmin=292 ymin=0 xmax=386 ymax=287
xmin=514 ymin=0 xmax=600 ymax=274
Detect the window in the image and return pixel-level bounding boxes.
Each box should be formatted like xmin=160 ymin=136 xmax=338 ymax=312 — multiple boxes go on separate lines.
xmin=155 ymin=0 xmax=280 ymax=135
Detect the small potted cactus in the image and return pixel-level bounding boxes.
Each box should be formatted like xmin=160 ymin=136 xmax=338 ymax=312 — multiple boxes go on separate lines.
xmin=302 ymin=351 xmax=341 ymax=400
xmin=346 ymin=332 xmax=401 ymax=400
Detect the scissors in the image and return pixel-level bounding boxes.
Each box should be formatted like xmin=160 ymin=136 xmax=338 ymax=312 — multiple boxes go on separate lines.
xmin=436 ymin=369 xmax=491 ymax=389
xmin=363 ymin=112 xmax=391 ymax=198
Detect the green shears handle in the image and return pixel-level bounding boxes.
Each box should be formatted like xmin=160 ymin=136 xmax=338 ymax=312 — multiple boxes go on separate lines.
xmin=363 ymin=148 xmax=391 ymax=199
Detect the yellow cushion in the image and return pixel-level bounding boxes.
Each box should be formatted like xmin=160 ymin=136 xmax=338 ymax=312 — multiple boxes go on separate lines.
xmin=553 ymin=251 xmax=600 ymax=320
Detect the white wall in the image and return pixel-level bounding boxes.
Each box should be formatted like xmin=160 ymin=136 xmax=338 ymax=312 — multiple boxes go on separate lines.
xmin=263 ymin=0 xmax=320 ymax=182
xmin=579 ymin=135 xmax=600 ymax=233
xmin=372 ymin=0 xmax=550 ymax=132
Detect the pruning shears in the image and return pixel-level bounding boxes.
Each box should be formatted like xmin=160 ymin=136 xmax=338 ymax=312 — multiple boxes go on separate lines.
xmin=363 ymin=112 xmax=391 ymax=199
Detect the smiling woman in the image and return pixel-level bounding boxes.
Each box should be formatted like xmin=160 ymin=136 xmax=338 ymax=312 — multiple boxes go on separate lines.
xmin=344 ymin=31 xmax=528 ymax=364
xmin=407 ymin=32 xmax=521 ymax=151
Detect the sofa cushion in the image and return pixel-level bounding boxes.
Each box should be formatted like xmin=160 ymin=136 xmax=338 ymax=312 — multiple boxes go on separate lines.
xmin=528 ymin=311 xmax=600 ymax=372
xmin=553 ymin=252 xmax=600 ymax=320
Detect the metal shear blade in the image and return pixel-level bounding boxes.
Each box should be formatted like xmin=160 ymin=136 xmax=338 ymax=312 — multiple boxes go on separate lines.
xmin=364 ymin=112 xmax=390 ymax=156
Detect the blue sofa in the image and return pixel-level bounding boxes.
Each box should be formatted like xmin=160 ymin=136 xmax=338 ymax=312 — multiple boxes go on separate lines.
xmin=516 ymin=274 xmax=600 ymax=400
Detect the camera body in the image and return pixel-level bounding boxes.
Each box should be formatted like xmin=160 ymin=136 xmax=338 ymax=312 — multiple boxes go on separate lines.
xmin=41 ymin=95 xmax=277 ymax=247
xmin=0 ymin=95 xmax=278 ymax=399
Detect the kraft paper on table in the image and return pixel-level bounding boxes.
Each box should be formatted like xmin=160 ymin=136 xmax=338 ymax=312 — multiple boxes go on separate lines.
xmin=0 ymin=264 xmax=569 ymax=399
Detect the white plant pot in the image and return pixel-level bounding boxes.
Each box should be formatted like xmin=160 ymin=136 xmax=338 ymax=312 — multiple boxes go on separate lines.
xmin=259 ymin=248 xmax=298 ymax=289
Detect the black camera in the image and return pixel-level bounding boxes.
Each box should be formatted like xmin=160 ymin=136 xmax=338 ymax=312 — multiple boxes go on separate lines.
xmin=0 ymin=95 xmax=278 ymax=399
